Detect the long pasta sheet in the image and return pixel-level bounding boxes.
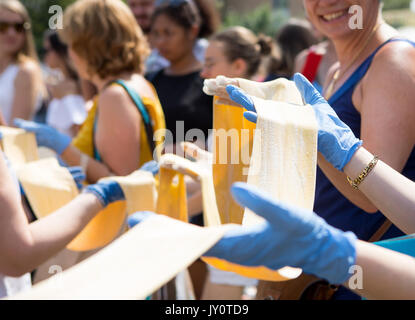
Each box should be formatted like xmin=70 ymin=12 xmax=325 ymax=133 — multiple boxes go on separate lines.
xmin=0 ymin=126 xmax=39 ymax=167
xmin=204 ymin=80 xmax=318 ymax=282
xmin=17 ymin=159 xmax=157 ymax=252
xmin=7 ymin=214 xmax=224 ymax=300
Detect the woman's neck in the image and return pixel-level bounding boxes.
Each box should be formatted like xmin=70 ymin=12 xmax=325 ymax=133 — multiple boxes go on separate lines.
xmin=92 ymin=72 xmax=134 ymax=92
xmin=332 ymin=15 xmax=385 ymax=69
xmin=166 ymin=51 xmax=202 ymax=76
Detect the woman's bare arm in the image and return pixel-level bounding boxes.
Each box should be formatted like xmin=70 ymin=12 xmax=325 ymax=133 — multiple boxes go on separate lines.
xmin=347 ymin=240 xmax=415 ymax=300
xmin=0 ymin=151 xmax=103 ymax=277
xmin=318 ymin=43 xmax=415 ymax=213
xmin=10 ymin=62 xmax=42 ymax=124
xmin=344 ymin=147 xmax=415 ymax=234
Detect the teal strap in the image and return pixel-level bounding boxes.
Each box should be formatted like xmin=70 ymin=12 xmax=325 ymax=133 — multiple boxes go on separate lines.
xmin=112 ymin=80 xmax=151 ymax=125
xmin=375 ymin=234 xmax=415 ymax=258
xmin=93 ymin=79 xmax=155 ymax=161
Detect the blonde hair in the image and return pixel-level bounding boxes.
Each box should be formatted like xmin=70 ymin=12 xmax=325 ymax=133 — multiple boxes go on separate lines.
xmin=0 ymin=0 xmax=38 ymax=64
xmin=60 ymin=0 xmax=150 ymax=79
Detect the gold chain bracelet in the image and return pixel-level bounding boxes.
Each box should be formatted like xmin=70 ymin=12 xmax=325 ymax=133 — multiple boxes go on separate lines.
xmin=347 ymin=156 xmax=379 ymax=190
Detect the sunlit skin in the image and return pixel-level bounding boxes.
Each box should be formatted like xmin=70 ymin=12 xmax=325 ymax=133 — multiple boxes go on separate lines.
xmin=304 ymin=0 xmax=376 ymax=41
xmin=201 ymin=40 xmax=248 ymax=80
xmin=127 ymin=0 xmax=155 ymax=34
xmin=0 ymin=9 xmax=26 ymax=69
xmin=299 ymin=0 xmax=415 ymax=218
xmin=151 ymin=13 xmax=201 ymax=75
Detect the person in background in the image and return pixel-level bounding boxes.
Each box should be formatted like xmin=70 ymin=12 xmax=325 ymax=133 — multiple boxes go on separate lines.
xmin=147 ymin=0 xmax=218 ymax=298
xmin=145 ymin=0 xmax=220 ymax=74
xmin=298 ymin=0 xmax=415 ymax=300
xmin=266 ymin=19 xmax=319 ymax=81
xmin=15 ymin=0 xmax=165 ymax=184
xmin=294 ymin=39 xmax=337 ymax=93
xmin=0 ymin=0 xmax=44 ymax=126
xmin=148 ymin=0 xmax=216 ymax=154
xmin=43 ymin=31 xmax=87 ymax=138
xmin=127 ymin=0 xmax=156 ymax=35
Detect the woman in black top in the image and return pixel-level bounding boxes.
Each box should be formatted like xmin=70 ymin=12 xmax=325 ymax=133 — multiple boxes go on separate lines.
xmin=147 ymin=0 xmax=218 ymax=153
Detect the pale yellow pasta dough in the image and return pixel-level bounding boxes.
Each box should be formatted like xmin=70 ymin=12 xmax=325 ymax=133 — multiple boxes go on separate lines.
xmin=0 ymin=126 xmax=39 ymax=167
xmin=17 ymin=158 xmax=157 ymax=252
xmin=7 ymin=214 xmax=225 ymax=300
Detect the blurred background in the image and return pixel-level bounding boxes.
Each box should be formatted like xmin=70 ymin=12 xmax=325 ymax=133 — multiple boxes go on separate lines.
xmin=21 ymin=0 xmax=415 ymax=56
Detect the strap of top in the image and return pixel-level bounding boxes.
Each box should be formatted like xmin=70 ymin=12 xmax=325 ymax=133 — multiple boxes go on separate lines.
xmin=93 ymin=79 xmax=156 ymax=162
xmin=328 ymin=38 xmax=415 ymax=104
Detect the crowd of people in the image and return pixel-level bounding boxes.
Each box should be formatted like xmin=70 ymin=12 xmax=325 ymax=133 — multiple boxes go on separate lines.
xmin=1 ymin=0 xmax=415 ymax=300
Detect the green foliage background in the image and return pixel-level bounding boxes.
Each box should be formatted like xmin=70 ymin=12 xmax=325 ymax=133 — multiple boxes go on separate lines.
xmin=19 ymin=0 xmax=415 ymax=53
xmin=221 ymin=4 xmax=289 ymax=36
xmin=21 ymin=0 xmax=75 ymax=51
xmin=383 ymin=0 xmax=411 ymax=10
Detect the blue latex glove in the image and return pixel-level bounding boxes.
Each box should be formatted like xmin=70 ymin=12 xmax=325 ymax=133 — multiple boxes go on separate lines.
xmin=293 ymin=73 xmax=363 ymax=171
xmin=226 ymin=85 xmax=258 ymax=123
xmin=226 ymin=76 xmax=363 ymax=171
xmin=128 ymin=211 xmax=156 ymax=228
xmin=82 ymin=180 xmax=125 ymax=208
xmin=139 ymin=160 xmax=160 ymax=175
xmin=204 ymin=182 xmax=357 ymax=285
xmin=68 ymin=167 xmax=86 ymax=190
xmin=14 ymin=119 xmax=71 ymax=155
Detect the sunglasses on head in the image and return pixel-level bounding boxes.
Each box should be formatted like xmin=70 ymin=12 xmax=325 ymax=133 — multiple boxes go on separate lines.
xmin=0 ymin=21 xmax=30 ymax=34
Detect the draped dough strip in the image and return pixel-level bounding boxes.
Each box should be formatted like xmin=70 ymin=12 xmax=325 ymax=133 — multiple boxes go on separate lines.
xmin=158 ymin=154 xmax=222 ymax=227
xmin=0 ymin=126 xmax=39 ymax=167
xmin=7 ymin=214 xmax=224 ymax=300
xmin=201 ymin=78 xmax=316 ymax=281
xmin=210 ymin=78 xmax=305 ymax=226
xmin=212 ymin=99 xmax=255 ymax=225
xmin=158 ymin=154 xmax=301 ymax=281
xmin=17 ymin=158 xmax=157 ymax=252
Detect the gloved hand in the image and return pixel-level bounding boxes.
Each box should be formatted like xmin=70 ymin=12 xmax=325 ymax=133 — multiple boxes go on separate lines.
xmin=203 ymin=182 xmax=357 ymax=285
xmin=293 ymin=73 xmax=362 ymax=171
xmin=68 ymin=167 xmax=86 ymax=190
xmin=14 ymin=119 xmax=71 ymax=155
xmin=82 ymin=180 xmax=125 ymax=208
xmin=128 ymin=211 xmax=156 ymax=228
xmin=139 ymin=160 xmax=160 ymax=176
xmin=226 ymin=85 xmax=258 ymax=123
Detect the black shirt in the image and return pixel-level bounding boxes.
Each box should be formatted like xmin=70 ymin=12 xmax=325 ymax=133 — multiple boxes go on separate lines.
xmin=147 ymin=69 xmax=213 ymax=145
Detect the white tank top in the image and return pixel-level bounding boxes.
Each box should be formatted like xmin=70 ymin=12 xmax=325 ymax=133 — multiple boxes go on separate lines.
xmin=0 ymin=64 xmax=42 ymax=125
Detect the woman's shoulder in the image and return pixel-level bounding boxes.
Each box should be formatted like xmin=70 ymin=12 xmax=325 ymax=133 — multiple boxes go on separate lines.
xmin=14 ymin=60 xmax=41 ymax=88
xmin=17 ymin=59 xmax=40 ymax=76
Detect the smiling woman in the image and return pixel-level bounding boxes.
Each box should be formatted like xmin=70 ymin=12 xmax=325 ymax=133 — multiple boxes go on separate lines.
xmin=296 ymin=0 xmax=415 ymax=300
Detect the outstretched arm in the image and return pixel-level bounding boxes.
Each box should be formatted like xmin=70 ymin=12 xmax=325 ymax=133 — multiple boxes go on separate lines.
xmin=352 ymin=240 xmax=415 ymax=300
xmin=0 ymin=150 xmax=124 ymax=277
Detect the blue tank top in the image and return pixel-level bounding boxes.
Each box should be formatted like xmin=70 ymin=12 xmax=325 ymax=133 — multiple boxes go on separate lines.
xmin=314 ymin=39 xmax=415 ymax=299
